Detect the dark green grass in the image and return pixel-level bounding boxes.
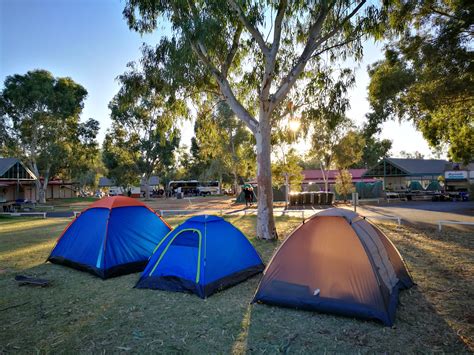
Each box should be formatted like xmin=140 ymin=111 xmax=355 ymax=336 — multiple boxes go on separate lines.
xmin=0 ymin=216 xmax=471 ymax=353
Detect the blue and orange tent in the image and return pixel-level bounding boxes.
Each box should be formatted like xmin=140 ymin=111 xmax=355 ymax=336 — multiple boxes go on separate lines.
xmin=135 ymin=215 xmax=264 ymax=298
xmin=48 ymin=196 xmax=171 ymax=279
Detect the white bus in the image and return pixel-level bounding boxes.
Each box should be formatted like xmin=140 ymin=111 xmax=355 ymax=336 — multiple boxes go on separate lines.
xmin=108 ymin=186 xmax=141 ymax=197
xmin=168 ymin=180 xmax=220 ymax=196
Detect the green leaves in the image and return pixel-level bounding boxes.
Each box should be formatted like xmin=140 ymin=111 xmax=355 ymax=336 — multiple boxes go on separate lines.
xmin=191 ymin=101 xmax=255 ymax=182
xmin=367 ymin=0 xmax=474 ymax=163
xmin=0 ymin=69 xmax=93 ymax=182
xmin=104 ymin=56 xmax=183 ymax=189
xmin=271 ymin=148 xmax=304 ymax=190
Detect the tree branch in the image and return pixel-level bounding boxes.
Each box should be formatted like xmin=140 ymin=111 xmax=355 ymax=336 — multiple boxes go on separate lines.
xmin=270 ymin=4 xmax=332 ymax=108
xmin=260 ymin=0 xmax=287 ymax=99
xmin=310 ymin=32 xmax=364 ymax=59
xmin=271 ymin=0 xmax=366 ymax=110
xmin=429 ymin=6 xmax=463 ymax=22
xmin=189 ymin=40 xmax=259 ymax=133
xmin=227 ymin=0 xmax=270 ymax=57
xmin=313 ymin=0 xmax=367 ymax=50
xmin=222 ymin=24 xmax=243 ymax=77
xmin=270 ymin=0 xmax=287 ymax=59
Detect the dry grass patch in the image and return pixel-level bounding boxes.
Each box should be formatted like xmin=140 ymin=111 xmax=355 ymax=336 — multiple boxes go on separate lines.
xmin=377 ymin=222 xmax=474 ymax=351
xmin=0 ymin=216 xmax=471 ymax=353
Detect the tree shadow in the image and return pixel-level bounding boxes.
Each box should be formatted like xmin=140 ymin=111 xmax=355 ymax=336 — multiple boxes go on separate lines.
xmin=243 ymin=285 xmax=468 ymax=353
xmin=0 ymin=215 xmax=471 ymax=353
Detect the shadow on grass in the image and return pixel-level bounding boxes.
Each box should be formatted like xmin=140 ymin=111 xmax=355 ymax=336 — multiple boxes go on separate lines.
xmin=1 ymin=215 xmax=469 ymax=352
xmin=242 ymin=285 xmax=467 ymax=353
xmin=0 ymin=262 xmax=263 ymax=353
xmin=1 ymin=260 xmax=467 ymax=353
xmin=0 ymin=215 xmax=302 ymax=353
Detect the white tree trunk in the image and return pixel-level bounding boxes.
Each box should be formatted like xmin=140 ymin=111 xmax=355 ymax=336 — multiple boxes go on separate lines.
xmin=144 ymin=180 xmax=151 ymax=200
xmin=31 ymin=162 xmax=48 ymax=204
xmin=255 ymin=113 xmax=277 ymax=240
xmin=233 ymin=170 xmax=240 ymax=196
xmin=37 ymin=179 xmax=48 ymax=204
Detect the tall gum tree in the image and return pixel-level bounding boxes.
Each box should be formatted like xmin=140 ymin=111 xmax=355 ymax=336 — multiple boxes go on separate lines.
xmin=0 ymin=70 xmax=89 ymax=203
xmin=123 ymin=0 xmax=385 ymax=239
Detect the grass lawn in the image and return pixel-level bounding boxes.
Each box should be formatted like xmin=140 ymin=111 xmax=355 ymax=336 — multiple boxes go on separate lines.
xmin=0 ymin=216 xmax=472 ymax=353
xmin=46 ymin=197 xmax=99 ymax=212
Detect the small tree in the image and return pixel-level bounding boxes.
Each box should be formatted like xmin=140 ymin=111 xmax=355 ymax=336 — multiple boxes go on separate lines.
xmin=333 ymin=130 xmax=366 ymax=169
xmin=102 ymin=128 xmax=141 ymax=192
xmin=303 ymin=69 xmax=355 ymax=191
xmin=335 ymin=169 xmax=354 ymax=202
xmin=0 ymin=70 xmax=90 ymax=203
xmin=272 ymin=148 xmax=304 ymax=205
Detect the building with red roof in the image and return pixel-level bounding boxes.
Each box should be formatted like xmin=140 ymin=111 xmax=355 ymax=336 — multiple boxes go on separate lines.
xmin=302 ymin=168 xmax=378 ymax=190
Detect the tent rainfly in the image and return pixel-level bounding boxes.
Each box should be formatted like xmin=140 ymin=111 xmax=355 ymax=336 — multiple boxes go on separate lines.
xmin=136 ymin=215 xmax=264 ymax=298
xmin=48 ymin=196 xmax=171 ymax=278
xmin=253 ymin=208 xmax=414 ymax=326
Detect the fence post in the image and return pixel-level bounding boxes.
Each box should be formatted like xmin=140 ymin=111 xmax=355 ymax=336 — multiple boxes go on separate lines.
xmin=352 ymin=192 xmax=359 ymax=212
xmin=438 ymin=221 xmax=442 ymax=232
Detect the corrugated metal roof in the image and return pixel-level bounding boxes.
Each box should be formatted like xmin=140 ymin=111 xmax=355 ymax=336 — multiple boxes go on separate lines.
xmin=98 ymin=177 xmax=114 ymax=187
xmin=98 ymin=176 xmax=160 ymax=187
xmin=386 ymin=158 xmax=449 ymax=175
xmin=303 ymin=169 xmax=369 ymax=180
xmin=0 ymin=158 xmax=20 ymax=176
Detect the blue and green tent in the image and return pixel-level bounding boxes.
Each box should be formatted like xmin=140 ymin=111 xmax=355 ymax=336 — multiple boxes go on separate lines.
xmin=135 ymin=215 xmax=264 ymax=298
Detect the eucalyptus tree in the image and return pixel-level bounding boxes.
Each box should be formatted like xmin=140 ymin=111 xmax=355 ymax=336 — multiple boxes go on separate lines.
xmin=108 ymin=61 xmax=183 ymax=199
xmin=65 ymin=118 xmax=101 ymax=191
xmin=367 ymin=0 xmax=474 ymax=163
xmin=123 ymin=0 xmax=385 ymax=239
xmin=271 ymin=148 xmax=304 ymax=201
xmin=0 ymin=70 xmax=91 ymax=203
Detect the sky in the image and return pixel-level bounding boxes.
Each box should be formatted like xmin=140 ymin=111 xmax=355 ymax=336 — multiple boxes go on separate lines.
xmin=0 ymin=0 xmax=435 ymax=158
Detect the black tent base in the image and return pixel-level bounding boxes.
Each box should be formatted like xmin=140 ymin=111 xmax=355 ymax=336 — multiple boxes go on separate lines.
xmin=47 ymin=256 xmax=147 ymax=279
xmin=136 ymin=264 xmax=265 ymax=298
xmin=252 ymin=282 xmax=407 ymax=327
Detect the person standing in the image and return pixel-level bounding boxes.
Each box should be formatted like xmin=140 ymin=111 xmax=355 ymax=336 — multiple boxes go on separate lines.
xmin=243 ymin=185 xmax=254 ymax=207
